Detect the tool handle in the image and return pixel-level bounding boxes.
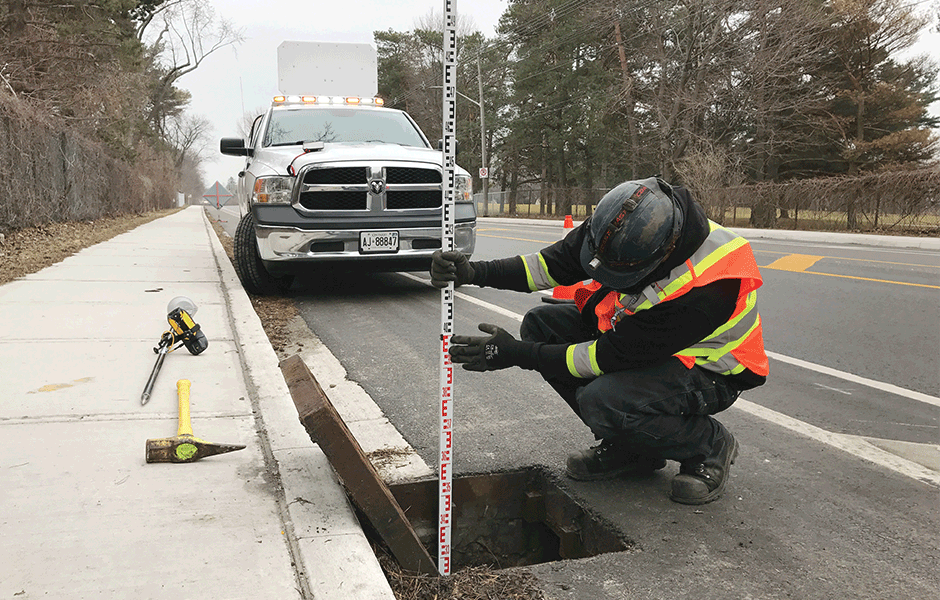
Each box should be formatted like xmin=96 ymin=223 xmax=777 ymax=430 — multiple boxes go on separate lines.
xmin=177 ymin=379 xmax=193 ymax=437
xmin=141 ymin=347 xmax=168 ymax=405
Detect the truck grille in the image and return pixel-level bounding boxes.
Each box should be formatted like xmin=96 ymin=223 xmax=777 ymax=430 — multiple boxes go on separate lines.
xmin=296 ymin=164 xmax=442 ymax=212
xmin=303 ymin=167 xmax=367 ymax=185
xmin=386 ymin=167 xmax=442 ymax=184
xmin=299 ymin=191 xmax=367 ymax=210
xmin=387 ymin=190 xmax=442 ymax=209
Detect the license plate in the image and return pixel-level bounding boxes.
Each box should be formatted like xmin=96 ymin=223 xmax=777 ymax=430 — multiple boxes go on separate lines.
xmin=359 ymin=230 xmax=399 ymax=254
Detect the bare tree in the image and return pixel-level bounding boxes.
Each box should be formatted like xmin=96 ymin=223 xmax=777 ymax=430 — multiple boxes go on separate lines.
xmin=674 ymin=142 xmax=744 ymax=222
xmin=236 ymin=106 xmax=268 ymax=141
xmin=177 ymin=151 xmax=205 ymax=201
xmin=139 ymin=0 xmax=243 ymax=136
xmin=165 ymin=112 xmax=211 ymax=169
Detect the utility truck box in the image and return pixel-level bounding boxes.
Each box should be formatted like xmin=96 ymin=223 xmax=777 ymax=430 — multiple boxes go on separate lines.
xmin=220 ymin=41 xmax=476 ymax=295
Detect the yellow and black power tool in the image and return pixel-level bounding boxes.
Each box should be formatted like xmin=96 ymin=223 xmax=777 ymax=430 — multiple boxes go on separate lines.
xmin=141 ymin=297 xmax=208 ymax=405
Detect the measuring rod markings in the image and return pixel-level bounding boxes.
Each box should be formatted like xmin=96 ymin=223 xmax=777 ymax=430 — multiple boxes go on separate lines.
xmin=438 ymin=0 xmax=458 ymax=577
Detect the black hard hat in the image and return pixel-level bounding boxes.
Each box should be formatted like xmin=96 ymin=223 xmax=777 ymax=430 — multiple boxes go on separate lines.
xmin=579 ymin=177 xmax=683 ymax=290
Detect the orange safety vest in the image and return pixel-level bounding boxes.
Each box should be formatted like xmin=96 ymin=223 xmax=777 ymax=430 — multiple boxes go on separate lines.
xmin=564 ymin=221 xmax=768 ymax=378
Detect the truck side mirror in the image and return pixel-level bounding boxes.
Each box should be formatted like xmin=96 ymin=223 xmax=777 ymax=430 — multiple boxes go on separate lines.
xmin=220 ymin=138 xmax=253 ymax=157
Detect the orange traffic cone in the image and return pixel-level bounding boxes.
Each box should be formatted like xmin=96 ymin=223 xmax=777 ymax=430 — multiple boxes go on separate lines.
xmin=563 ymin=214 xmax=574 ymax=229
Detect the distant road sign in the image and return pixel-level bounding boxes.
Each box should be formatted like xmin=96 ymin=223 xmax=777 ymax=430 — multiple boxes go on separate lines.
xmin=479 ymin=168 xmax=488 ymax=179
xmin=203 ymin=182 xmax=234 ymax=208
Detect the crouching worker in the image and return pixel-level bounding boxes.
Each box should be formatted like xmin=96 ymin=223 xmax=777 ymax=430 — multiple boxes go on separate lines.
xmin=430 ymin=177 xmax=768 ymax=504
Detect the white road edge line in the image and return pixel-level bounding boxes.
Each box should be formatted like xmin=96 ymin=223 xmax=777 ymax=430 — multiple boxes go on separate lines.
xmin=402 ymin=272 xmax=938 ymax=485
xmin=736 ymin=398 xmax=939 ymax=487
xmin=766 ymin=351 xmax=940 ymax=407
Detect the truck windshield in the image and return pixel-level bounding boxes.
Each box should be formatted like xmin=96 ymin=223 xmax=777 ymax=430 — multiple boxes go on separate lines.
xmin=263 ymin=108 xmax=428 ymax=148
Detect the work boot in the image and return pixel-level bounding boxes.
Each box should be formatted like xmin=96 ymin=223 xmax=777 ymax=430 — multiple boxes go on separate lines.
xmin=566 ymin=438 xmax=666 ymax=481
xmin=670 ymin=429 xmax=739 ymax=505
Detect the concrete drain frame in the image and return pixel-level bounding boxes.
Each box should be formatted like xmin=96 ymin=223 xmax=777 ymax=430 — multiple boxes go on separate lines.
xmin=280 ymin=355 xmax=630 ymax=575
xmin=386 ymin=467 xmax=632 ymax=570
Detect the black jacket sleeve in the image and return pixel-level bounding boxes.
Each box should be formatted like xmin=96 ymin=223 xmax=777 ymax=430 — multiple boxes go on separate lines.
xmin=534 ymin=278 xmax=741 ymax=374
xmin=469 ymin=221 xmax=593 ymax=291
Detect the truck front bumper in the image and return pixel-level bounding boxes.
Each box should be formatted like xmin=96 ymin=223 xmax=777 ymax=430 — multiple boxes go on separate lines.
xmin=254 ymin=221 xmax=476 ymax=270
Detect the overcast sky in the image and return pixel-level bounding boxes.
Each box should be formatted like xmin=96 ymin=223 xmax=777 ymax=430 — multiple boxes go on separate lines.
xmin=178 ymin=1 xmax=938 ymax=193
xmin=177 ymin=1 xmax=509 ymax=190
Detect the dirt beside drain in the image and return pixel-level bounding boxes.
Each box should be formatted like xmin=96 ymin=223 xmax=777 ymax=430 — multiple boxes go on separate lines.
xmin=375 ymin=547 xmax=545 ymax=600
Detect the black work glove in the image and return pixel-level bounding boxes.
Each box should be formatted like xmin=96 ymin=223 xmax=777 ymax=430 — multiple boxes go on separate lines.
xmin=431 ymin=250 xmax=475 ymax=289
xmin=450 ymin=324 xmax=539 ymax=372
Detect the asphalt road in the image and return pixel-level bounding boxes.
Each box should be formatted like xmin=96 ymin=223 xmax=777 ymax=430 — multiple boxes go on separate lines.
xmin=208 ymin=205 xmax=939 ymax=599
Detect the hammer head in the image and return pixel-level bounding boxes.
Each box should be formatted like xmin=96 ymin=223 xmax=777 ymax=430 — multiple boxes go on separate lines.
xmin=145 ymin=434 xmax=246 ymax=463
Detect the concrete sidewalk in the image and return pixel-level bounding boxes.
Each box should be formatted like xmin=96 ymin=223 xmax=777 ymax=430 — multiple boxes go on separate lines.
xmin=0 ymin=207 xmax=395 ymax=599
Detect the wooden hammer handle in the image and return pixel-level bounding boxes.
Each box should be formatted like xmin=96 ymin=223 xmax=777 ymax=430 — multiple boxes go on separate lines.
xmin=176 ymin=379 xmax=194 ymax=437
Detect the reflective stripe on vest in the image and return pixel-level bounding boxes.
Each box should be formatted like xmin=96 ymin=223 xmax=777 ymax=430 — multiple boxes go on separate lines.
xmin=566 ymin=341 xmax=602 ymax=378
xmin=622 ymin=221 xmax=760 ymax=315
xmin=565 ymin=221 xmax=768 ymax=379
xmin=521 ymin=252 xmax=561 ymax=291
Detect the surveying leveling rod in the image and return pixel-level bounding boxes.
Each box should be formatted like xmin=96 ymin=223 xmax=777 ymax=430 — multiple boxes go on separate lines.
xmin=438 ymin=0 xmax=458 ymax=577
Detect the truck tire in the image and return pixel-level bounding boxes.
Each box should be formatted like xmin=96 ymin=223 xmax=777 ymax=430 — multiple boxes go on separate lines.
xmin=233 ymin=213 xmax=292 ymax=295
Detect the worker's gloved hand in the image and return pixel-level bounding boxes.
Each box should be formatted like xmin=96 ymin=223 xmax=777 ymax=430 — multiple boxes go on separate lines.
xmin=450 ymin=324 xmax=537 ymax=371
xmin=431 ymin=250 xmax=475 ymax=289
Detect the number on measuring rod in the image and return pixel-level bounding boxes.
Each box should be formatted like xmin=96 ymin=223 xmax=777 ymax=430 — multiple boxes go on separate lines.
xmin=359 ymin=231 xmax=399 ymax=254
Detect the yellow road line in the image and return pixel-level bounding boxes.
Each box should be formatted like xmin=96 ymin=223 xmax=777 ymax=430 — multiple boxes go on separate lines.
xmin=479 ymin=236 xmax=939 ymax=288
xmin=761 ymin=262 xmax=940 ymax=289
xmin=754 ymin=249 xmax=940 ymax=269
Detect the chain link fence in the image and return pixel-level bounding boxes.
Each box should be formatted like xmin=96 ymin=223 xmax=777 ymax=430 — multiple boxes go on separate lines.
xmin=475 ymin=169 xmax=940 ymax=235
xmin=0 ymin=94 xmax=176 ymax=233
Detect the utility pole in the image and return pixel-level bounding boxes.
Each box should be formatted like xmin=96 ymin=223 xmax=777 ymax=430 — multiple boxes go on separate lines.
xmin=477 ymin=53 xmax=489 ymax=217
xmin=432 ymin=72 xmax=489 ymax=217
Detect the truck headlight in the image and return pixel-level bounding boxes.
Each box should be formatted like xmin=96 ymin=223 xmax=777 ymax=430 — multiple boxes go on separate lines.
xmin=455 ymin=174 xmax=473 ymax=204
xmin=252 ymin=176 xmax=293 ymax=204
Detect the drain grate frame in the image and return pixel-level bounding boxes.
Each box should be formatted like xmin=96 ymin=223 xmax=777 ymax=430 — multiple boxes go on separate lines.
xmin=385 ymin=467 xmax=632 ymax=570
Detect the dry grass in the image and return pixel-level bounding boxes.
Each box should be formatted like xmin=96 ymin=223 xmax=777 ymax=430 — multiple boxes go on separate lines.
xmin=373 ymin=543 xmax=546 ymax=600
xmin=0 ymin=208 xmax=182 ymax=286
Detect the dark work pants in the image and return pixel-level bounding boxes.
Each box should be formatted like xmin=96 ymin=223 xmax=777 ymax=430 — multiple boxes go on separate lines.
xmin=520 ymin=303 xmax=740 ymax=462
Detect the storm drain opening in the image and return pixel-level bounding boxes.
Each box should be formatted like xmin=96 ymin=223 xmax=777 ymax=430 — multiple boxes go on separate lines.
xmin=369 ymin=467 xmax=631 ymax=571
xmin=279 ymin=357 xmax=629 ymax=578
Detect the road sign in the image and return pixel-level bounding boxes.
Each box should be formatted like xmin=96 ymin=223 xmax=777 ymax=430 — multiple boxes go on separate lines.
xmin=203 ymin=182 xmax=234 ymax=208
xmin=479 ymin=167 xmax=488 ymax=179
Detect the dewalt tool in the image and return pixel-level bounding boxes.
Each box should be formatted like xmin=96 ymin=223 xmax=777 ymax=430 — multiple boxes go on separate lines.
xmin=146 ymin=379 xmax=245 ymax=463
xmin=141 ymin=297 xmax=209 ymax=405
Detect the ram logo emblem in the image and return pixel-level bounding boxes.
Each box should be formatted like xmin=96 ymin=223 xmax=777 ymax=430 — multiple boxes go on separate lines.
xmin=369 ymin=179 xmax=386 ymax=195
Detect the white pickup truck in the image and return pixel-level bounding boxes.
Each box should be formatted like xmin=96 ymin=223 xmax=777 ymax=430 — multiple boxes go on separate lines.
xmin=219 ymin=42 xmax=476 ymax=294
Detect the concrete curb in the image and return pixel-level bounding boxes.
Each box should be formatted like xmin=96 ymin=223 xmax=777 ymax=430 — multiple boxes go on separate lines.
xmin=479 ymin=216 xmax=940 ymax=250
xmin=201 ymin=210 xmax=397 ymax=600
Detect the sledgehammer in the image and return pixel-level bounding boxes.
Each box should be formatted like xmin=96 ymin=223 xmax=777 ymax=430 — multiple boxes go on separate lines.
xmin=146 ymin=379 xmax=245 ymax=463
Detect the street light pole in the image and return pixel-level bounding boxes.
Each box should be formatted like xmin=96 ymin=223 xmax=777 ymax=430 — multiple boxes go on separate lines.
xmin=432 ymin=64 xmax=488 ymax=217
xmin=476 ymin=54 xmax=488 ymax=217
